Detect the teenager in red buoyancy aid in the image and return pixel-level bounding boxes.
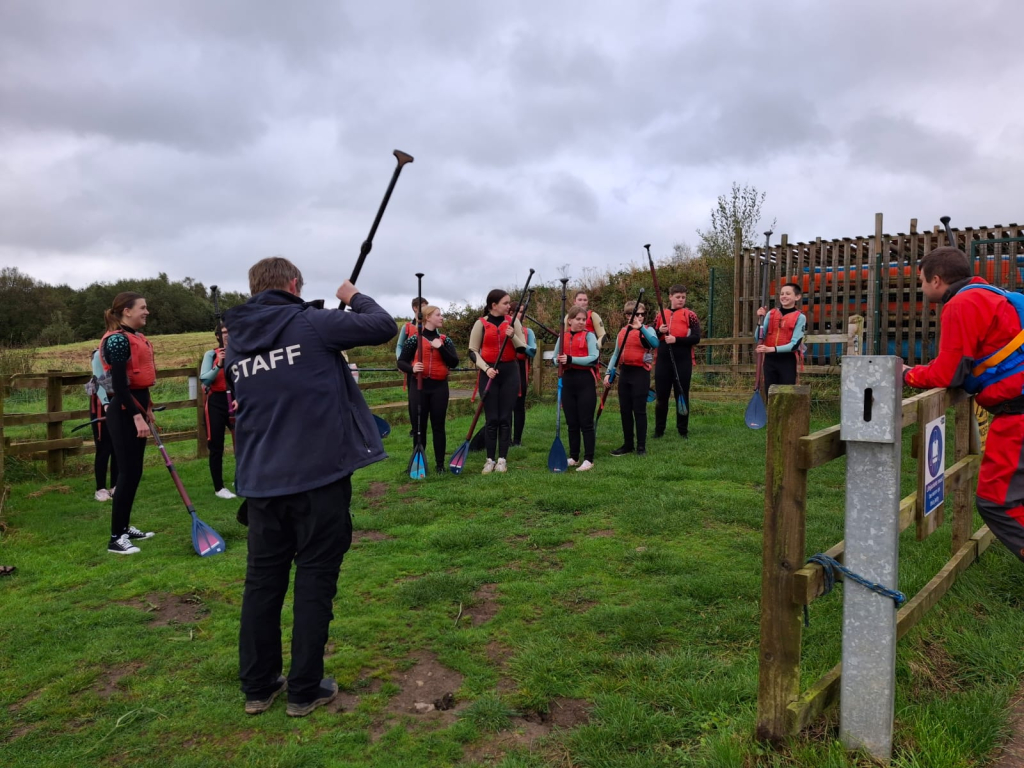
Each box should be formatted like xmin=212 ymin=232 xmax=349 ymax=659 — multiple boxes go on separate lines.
xmin=468 ymin=289 xmax=528 ymax=474
xmin=654 ymin=284 xmax=701 ymax=439
xmin=605 ymin=300 xmax=659 ymax=457
xmin=201 ymin=323 xmax=236 ymax=499
xmin=398 ymin=305 xmax=460 ymax=473
xmin=565 ymin=291 xmax=607 ymax=349
xmin=512 ymin=304 xmax=537 ymax=446
xmin=396 ymin=296 xmax=430 ymax=433
xmin=555 ymin=306 xmax=601 ymax=471
xmin=904 ymin=246 xmax=1024 ymax=564
xmin=756 ymin=282 xmax=807 ymax=401
xmin=99 ymin=292 xmax=157 ymax=555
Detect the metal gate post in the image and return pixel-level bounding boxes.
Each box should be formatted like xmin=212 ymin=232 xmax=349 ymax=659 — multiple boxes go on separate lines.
xmin=839 ymin=356 xmax=903 ymax=762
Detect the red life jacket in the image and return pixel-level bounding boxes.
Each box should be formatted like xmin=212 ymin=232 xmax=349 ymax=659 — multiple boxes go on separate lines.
xmin=404 ymin=321 xmax=417 ymax=339
xmin=418 ymin=332 xmax=451 ymax=381
xmin=766 ymin=309 xmax=803 ymax=349
xmin=100 ymin=329 xmax=156 ymax=388
xmin=479 ymin=317 xmax=517 ymax=364
xmin=657 ymin=308 xmax=693 ymax=338
xmin=563 ymin=330 xmax=593 ymax=371
xmin=208 ymin=348 xmax=228 ymax=392
xmin=617 ymin=327 xmax=652 ymax=371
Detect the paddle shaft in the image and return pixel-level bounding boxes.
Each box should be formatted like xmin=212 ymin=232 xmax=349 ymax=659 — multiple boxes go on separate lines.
xmin=754 ymin=230 xmax=773 ymax=393
xmin=644 ymin=244 xmax=687 ymax=409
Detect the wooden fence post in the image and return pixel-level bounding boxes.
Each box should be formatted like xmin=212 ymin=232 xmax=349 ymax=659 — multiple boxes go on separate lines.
xmin=46 ymin=370 xmax=64 ymax=475
xmin=533 ymin=340 xmax=545 ymax=398
xmin=951 ymin=397 xmax=976 ymax=553
xmin=733 ymin=224 xmax=743 ymax=366
xmin=847 ymin=315 xmax=864 ymax=357
xmin=756 ymin=384 xmax=811 ymax=741
xmin=195 ymin=365 xmax=209 ymax=459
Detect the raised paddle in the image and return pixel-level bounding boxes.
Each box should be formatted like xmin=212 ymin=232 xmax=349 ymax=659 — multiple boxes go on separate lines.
xmin=644 ymin=244 xmax=688 ymax=417
xmin=548 ymin=279 xmax=570 ymax=473
xmin=408 ymin=273 xmax=427 ymax=480
xmin=745 ymin=230 xmax=773 ymax=429
xmin=449 ymin=270 xmax=535 ymax=474
xmin=595 ymin=288 xmax=644 ymax=429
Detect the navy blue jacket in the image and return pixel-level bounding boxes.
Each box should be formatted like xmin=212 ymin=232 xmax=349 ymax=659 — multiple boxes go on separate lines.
xmin=224 ymin=289 xmax=397 ymax=498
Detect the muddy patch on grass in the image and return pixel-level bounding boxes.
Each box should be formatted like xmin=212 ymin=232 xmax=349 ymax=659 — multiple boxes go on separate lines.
xmin=26 ymin=484 xmax=72 ymax=499
xmin=7 ymin=690 xmax=42 ymax=713
xmin=363 ymin=482 xmax=389 ymax=499
xmin=461 ymin=698 xmax=592 ymax=765
xmin=397 ymin=483 xmax=415 ymax=494
xmin=484 ymin=641 xmax=517 ymax=695
xmin=386 ymin=652 xmax=465 ymax=717
xmin=353 ymin=530 xmax=393 ymax=544
xmin=117 ymin=592 xmax=208 ymax=626
xmin=95 ymin=663 xmax=144 ymax=698
xmin=465 ymin=583 xmax=500 ymax=626
xmin=328 ymin=676 xmax=383 ymax=714
xmin=588 ymin=529 xmax=615 ymax=538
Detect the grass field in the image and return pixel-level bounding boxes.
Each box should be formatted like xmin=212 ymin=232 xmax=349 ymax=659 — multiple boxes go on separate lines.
xmin=3 ymin=389 xmax=1024 ymax=767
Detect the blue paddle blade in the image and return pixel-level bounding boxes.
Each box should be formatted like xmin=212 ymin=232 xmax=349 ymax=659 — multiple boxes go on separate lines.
xmin=409 ymin=448 xmax=427 ymax=480
xmin=647 ymin=388 xmax=657 ymax=404
xmin=449 ymin=441 xmax=469 ymax=475
xmin=373 ymin=415 xmax=391 ymax=439
xmin=745 ymin=391 xmax=767 ymax=430
xmin=190 ymin=510 xmax=226 ymax=557
xmin=677 ymin=395 xmax=688 ymax=416
xmin=548 ymin=437 xmax=568 ymax=473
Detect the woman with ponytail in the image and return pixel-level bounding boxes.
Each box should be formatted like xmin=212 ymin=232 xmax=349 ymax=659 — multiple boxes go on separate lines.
xmin=200 ymin=322 xmax=236 ymax=499
xmin=100 ymin=292 xmax=156 ymax=554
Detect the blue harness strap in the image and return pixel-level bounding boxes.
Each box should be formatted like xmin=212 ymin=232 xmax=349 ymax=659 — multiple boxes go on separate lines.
xmin=959 ymin=283 xmax=1024 ymax=395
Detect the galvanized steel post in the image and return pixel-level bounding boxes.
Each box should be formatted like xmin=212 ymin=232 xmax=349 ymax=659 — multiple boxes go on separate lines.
xmin=839 ymin=356 xmax=903 ymax=762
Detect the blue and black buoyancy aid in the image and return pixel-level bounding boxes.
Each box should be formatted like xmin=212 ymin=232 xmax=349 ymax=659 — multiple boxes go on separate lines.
xmin=960 ymin=283 xmax=1024 ymax=394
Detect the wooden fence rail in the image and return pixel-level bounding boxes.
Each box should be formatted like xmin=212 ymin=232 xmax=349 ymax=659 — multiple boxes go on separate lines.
xmin=756 ymin=384 xmax=986 ymax=741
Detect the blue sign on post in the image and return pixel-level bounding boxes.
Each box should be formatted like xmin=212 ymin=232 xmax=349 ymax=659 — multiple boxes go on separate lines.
xmin=923 ymin=416 xmax=945 ymax=517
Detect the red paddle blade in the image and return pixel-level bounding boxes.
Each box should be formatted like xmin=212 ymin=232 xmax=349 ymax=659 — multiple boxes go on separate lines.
xmin=448 ymin=441 xmax=469 ymax=475
xmin=190 ymin=511 xmax=226 ymax=557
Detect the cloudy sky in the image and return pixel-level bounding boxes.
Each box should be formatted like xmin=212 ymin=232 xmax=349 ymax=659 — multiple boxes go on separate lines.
xmin=1 ymin=0 xmax=1021 ymax=315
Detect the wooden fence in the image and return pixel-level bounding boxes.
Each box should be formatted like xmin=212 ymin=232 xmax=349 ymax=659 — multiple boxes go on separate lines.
xmin=756 ymin=384 xmax=987 ymax=740
xmin=0 ymin=366 xmax=482 ymax=484
xmin=731 ymin=215 xmax=1024 ymax=368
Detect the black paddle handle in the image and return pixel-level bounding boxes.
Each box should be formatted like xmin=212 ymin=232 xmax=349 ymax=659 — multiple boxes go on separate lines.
xmin=558 ymin=279 xmax=569 ymax=378
xmin=340 ymin=149 xmax=414 ymax=309
xmin=415 ymin=273 xmax=424 ymax=391
xmin=940 ymin=216 xmax=956 ymax=248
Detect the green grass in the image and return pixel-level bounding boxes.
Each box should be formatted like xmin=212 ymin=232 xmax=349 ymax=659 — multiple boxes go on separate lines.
xmin=2 ymin=399 xmax=1024 ymax=767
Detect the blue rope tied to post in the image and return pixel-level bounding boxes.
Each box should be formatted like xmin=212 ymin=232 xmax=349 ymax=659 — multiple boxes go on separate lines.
xmin=802 ymin=553 xmax=907 ymax=627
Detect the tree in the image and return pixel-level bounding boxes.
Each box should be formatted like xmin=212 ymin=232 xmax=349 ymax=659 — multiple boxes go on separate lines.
xmin=695 ymin=182 xmax=776 ymax=262
xmin=39 ymin=311 xmax=75 ymax=347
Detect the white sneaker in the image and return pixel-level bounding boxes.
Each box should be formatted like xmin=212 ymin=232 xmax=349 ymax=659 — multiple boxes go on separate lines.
xmin=567 ymin=458 xmax=577 ymax=467
xmin=108 ymin=534 xmax=140 ymax=555
xmin=215 ymin=487 xmax=237 ymax=500
xmin=126 ymin=526 xmax=155 ymax=540
xmin=495 ymin=458 xmax=507 ymax=473
xmin=94 ymin=489 xmax=111 ymax=502
xmin=576 ymin=460 xmax=594 ymax=472
xmin=481 ymin=459 xmax=496 ymax=475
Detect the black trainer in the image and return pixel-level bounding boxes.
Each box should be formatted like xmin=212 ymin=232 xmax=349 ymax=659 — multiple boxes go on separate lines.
xmin=107 ymin=534 xmax=140 ymax=555
xmin=610 ymin=446 xmax=634 ymax=457
xmin=652 ymin=432 xmax=664 ymax=439
xmin=126 ymin=526 xmax=155 ymax=540
xmin=637 ymin=447 xmax=647 ymax=457
xmin=286 ymin=678 xmax=339 ymax=717
xmin=245 ymin=676 xmax=287 ymax=715
xmin=435 ymin=464 xmax=447 ymax=474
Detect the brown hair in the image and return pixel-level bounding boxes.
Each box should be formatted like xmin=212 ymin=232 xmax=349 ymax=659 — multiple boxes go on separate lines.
xmin=668 ymin=284 xmax=687 ymax=295
xmin=566 ymin=305 xmax=587 ymax=321
xmin=412 ymin=297 xmax=429 ymax=311
xmin=485 ymin=289 xmax=509 ymax=313
xmin=781 ymin=282 xmax=802 ymax=295
xmin=623 ymin=301 xmax=646 ymax=316
xmin=575 ymin=291 xmax=588 ymax=300
xmin=920 ymin=246 xmax=971 ymax=284
xmin=104 ymin=292 xmax=145 ymax=332
xmin=249 ymin=256 xmax=303 ymax=295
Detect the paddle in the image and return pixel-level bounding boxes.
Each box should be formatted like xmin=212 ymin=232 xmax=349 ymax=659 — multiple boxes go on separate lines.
xmin=449 ymin=269 xmax=535 ymax=474
xmin=71 ymin=405 xmax=166 ymax=433
xmin=745 ymin=230 xmax=773 ymax=429
xmin=644 ymin=244 xmax=688 ymax=417
xmin=408 ymin=273 xmax=427 ymax=480
xmin=548 ymin=279 xmax=570 ymax=473
xmin=595 ymin=288 xmax=645 ymax=429
xmin=145 ymin=408 xmax=226 ymax=557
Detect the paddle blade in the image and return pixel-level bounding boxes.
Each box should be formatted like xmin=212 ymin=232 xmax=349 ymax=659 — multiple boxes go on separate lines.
xmin=744 ymin=391 xmax=767 ymax=430
xmin=190 ymin=510 xmax=226 ymax=557
xmin=647 ymin=388 xmax=657 ymax=404
xmin=677 ymin=395 xmax=688 ymax=416
xmin=373 ymin=415 xmax=391 ymax=439
xmin=548 ymin=437 xmax=568 ymax=473
xmin=469 ymin=428 xmax=487 ymax=452
xmin=449 ymin=441 xmax=469 ymax=475
xmin=408 ymin=447 xmax=427 ymax=480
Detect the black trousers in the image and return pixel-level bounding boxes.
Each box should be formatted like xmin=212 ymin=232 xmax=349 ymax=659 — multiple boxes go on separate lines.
xmin=562 ymin=368 xmax=597 ymax=462
xmin=480 ymin=361 xmax=520 ymax=460
xmin=91 ymin=418 xmax=119 ymax=492
xmin=764 ymin=353 xmax=798 ymax=394
xmin=106 ymin=392 xmax=149 ymax=537
xmin=512 ymin=358 xmax=528 ymax=443
xmin=239 ymin=476 xmax=353 ymax=704
xmin=410 ymin=378 xmax=449 ymax=467
xmin=655 ymin=350 xmax=693 ymax=436
xmin=617 ymin=366 xmax=650 ymax=450
xmin=206 ymin=391 xmax=233 ymax=491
